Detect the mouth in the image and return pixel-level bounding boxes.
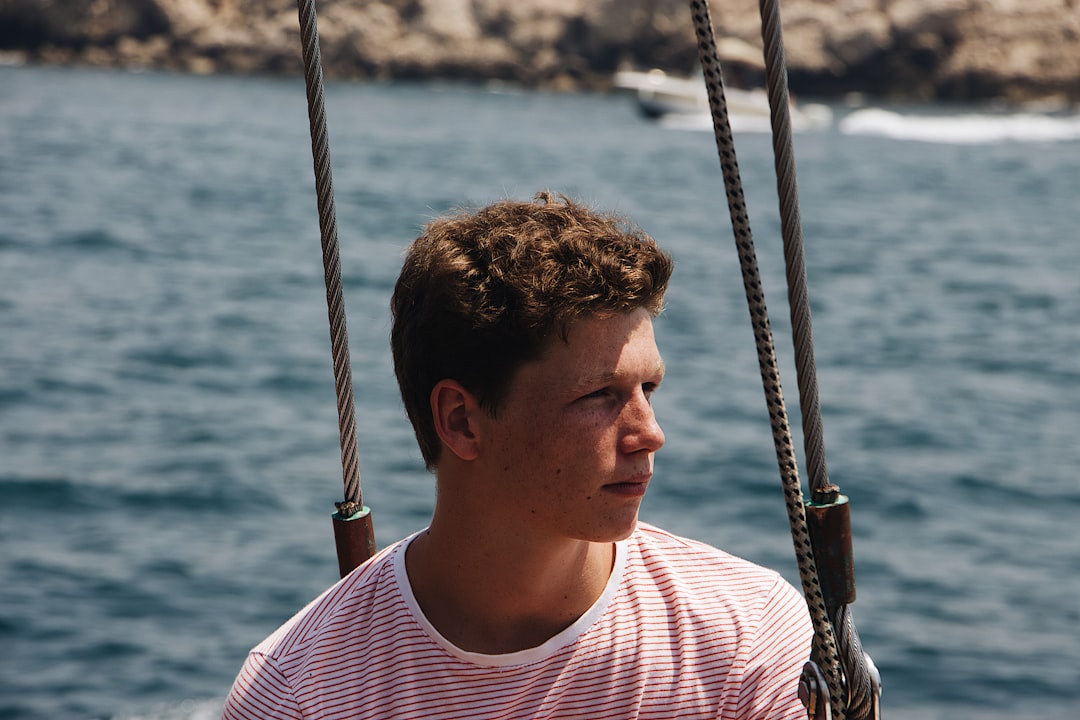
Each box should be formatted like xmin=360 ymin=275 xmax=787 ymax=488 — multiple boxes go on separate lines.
xmin=602 ymin=476 xmax=650 ymax=498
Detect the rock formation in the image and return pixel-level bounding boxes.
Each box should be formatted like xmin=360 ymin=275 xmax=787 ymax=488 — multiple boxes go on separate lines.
xmin=1 ymin=0 xmax=1077 ymax=105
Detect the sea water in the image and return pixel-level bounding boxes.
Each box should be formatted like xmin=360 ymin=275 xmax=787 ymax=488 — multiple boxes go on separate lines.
xmin=1 ymin=66 xmax=1078 ymax=719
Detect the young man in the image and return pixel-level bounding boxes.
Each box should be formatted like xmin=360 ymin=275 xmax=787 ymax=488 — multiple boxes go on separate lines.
xmin=223 ymin=193 xmax=813 ymax=719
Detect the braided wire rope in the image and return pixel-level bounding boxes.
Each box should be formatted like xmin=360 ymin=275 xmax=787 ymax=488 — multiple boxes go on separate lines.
xmin=686 ymin=1 xmax=847 ymax=717
xmin=295 ymin=0 xmax=364 ymax=513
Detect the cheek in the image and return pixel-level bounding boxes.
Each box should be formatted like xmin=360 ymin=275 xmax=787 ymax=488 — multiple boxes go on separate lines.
xmin=499 ymin=406 xmax=615 ymax=479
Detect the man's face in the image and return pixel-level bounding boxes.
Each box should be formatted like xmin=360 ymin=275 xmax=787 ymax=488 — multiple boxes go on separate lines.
xmin=476 ymin=308 xmax=666 ymax=543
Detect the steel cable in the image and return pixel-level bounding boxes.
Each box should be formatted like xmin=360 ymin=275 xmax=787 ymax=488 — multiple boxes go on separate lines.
xmin=295 ymin=0 xmax=364 ymax=513
xmin=757 ymin=0 xmax=830 ymax=500
xmin=754 ymin=0 xmax=878 ymax=713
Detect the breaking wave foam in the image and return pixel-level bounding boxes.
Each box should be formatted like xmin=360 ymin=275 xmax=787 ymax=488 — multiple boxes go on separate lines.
xmin=839 ymin=107 xmax=1080 ymax=144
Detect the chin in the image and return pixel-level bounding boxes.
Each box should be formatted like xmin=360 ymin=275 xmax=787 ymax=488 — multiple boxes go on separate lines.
xmin=585 ymin=515 xmax=639 ymax=544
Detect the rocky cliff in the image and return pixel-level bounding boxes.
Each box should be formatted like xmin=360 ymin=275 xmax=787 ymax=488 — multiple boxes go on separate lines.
xmin=2 ymin=0 xmax=1078 ymax=105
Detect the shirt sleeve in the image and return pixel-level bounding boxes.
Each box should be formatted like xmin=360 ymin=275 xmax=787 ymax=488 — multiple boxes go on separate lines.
xmin=732 ymin=575 xmax=815 ymax=720
xmin=222 ymin=651 xmax=305 ymax=720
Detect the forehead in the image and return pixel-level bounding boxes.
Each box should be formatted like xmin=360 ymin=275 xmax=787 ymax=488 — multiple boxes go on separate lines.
xmin=525 ymin=310 xmax=663 ymax=382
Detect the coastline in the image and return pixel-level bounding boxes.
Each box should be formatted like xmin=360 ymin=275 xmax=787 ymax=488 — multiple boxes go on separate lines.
xmin=1 ymin=0 xmax=1077 ymax=106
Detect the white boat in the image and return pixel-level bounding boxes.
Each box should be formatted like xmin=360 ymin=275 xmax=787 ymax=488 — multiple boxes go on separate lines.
xmin=614 ymin=67 xmax=773 ymax=119
xmin=613 ymin=39 xmax=832 ymax=132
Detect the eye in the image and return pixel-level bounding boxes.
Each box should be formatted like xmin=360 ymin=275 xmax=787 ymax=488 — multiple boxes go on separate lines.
xmin=582 ymin=387 xmax=613 ymax=401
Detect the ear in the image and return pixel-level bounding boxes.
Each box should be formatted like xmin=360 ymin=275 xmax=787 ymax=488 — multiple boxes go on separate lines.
xmin=430 ymin=380 xmax=482 ymax=462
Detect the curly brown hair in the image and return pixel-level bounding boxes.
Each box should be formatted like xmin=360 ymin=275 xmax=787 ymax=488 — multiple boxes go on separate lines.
xmin=391 ymin=191 xmax=673 ymax=469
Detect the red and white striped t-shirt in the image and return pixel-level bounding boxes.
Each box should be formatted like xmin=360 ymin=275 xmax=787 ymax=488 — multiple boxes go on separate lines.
xmin=223 ymin=523 xmax=813 ymax=720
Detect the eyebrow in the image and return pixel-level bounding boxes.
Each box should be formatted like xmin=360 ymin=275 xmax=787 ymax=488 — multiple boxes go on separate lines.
xmin=575 ymin=359 xmax=667 ymax=390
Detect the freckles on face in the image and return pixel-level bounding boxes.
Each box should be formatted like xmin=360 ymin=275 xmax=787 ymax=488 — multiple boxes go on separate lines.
xmin=480 ymin=309 xmax=664 ymax=540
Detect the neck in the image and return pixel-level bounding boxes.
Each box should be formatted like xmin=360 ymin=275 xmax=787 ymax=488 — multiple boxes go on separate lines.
xmin=405 ymin=509 xmax=617 ymax=654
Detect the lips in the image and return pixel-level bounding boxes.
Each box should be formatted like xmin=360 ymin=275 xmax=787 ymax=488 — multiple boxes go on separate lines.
xmin=602 ymin=475 xmax=650 ymax=497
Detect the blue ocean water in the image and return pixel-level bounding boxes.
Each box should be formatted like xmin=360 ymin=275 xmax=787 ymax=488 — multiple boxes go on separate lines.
xmin=1 ymin=65 xmax=1079 ymax=719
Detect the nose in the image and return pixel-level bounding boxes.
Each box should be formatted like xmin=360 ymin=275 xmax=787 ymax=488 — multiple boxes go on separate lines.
xmin=620 ymin=390 xmax=666 ymax=455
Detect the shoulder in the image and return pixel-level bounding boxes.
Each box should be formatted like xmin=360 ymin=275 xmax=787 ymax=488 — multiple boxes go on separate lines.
xmin=631 ymin=522 xmax=790 ymax=587
xmin=625 ymin=524 xmax=812 ymax=717
xmin=250 ymin=537 xmax=406 ymax=663
xmin=627 ymin=522 xmax=810 ymax=629
xmin=225 ymin=537 xmax=421 ymax=718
